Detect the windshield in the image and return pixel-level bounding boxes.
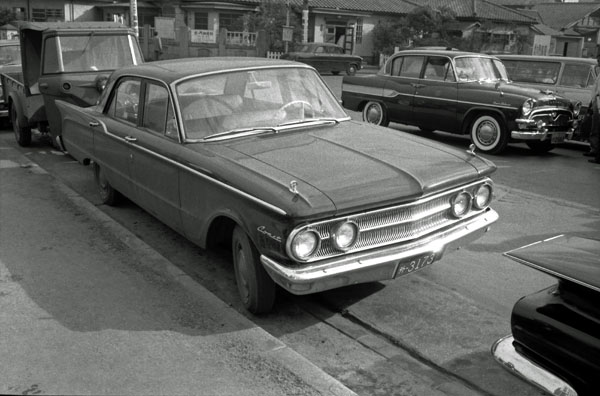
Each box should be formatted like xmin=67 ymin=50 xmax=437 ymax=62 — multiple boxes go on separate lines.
xmin=0 ymin=44 xmax=21 ymax=66
xmin=176 ymin=67 xmax=348 ymax=141
xmin=43 ymin=34 xmax=142 ymax=74
xmin=454 ymin=56 xmax=508 ymax=82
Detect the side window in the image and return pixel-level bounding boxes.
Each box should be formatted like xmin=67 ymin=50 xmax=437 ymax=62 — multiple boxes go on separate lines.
xmin=391 ymin=57 xmax=403 ymax=76
xmin=560 ymin=64 xmax=591 ymax=88
xmin=315 ymin=46 xmax=325 ymax=53
xmin=424 ymin=57 xmax=454 ymax=81
xmin=42 ymin=37 xmax=60 ymax=73
xmin=142 ymin=82 xmax=170 ymax=134
xmin=108 ymin=78 xmax=141 ymax=124
xmin=399 ymin=56 xmax=425 ymax=78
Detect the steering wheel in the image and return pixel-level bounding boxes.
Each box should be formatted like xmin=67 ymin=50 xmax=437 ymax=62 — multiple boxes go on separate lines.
xmin=279 ymin=100 xmax=314 ymax=119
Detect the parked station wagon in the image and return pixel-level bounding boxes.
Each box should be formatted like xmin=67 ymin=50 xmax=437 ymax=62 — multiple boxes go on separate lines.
xmin=342 ymin=49 xmax=580 ymax=154
xmin=497 ymin=54 xmax=598 ymax=142
xmin=56 ymin=58 xmax=498 ymax=313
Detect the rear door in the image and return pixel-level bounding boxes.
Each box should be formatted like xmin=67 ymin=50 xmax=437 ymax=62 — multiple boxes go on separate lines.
xmin=382 ymin=55 xmax=424 ymax=125
xmin=412 ymin=56 xmax=458 ymax=132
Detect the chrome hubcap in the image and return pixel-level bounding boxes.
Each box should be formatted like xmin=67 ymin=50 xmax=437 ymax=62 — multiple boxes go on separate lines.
xmin=366 ymin=105 xmax=382 ymax=124
xmin=477 ymin=120 xmax=498 ymax=146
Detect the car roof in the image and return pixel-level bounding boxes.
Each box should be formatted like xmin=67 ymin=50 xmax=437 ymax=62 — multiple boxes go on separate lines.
xmin=14 ymin=21 xmax=131 ymax=33
xmin=496 ymin=54 xmax=597 ymax=64
xmin=393 ymin=49 xmax=496 ymax=59
xmin=112 ymin=57 xmax=309 ymax=83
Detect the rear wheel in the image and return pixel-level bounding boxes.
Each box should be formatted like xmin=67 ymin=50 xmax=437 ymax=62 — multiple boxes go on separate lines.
xmin=93 ymin=163 xmax=120 ymax=205
xmin=362 ymin=101 xmax=389 ymax=127
xmin=232 ymin=226 xmax=276 ymax=314
xmin=526 ymin=140 xmax=555 ymax=153
xmin=469 ymin=113 xmax=508 ymax=154
xmin=11 ymin=104 xmax=31 ymax=147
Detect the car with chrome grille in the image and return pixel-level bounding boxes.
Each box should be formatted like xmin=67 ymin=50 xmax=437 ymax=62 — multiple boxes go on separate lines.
xmin=342 ymin=49 xmax=580 ymax=154
xmin=55 ymin=57 xmax=499 ymax=313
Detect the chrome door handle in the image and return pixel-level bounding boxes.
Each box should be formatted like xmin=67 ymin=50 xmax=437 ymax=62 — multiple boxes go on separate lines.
xmin=411 ymin=83 xmax=425 ymax=88
xmin=39 ymin=82 xmax=48 ymax=89
xmin=89 ymin=121 xmax=100 ymax=127
xmin=124 ymin=136 xmax=137 ymax=142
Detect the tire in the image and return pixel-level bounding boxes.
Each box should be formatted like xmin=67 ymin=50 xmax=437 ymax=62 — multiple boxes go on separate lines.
xmin=232 ymin=226 xmax=276 ymax=314
xmin=362 ymin=101 xmax=389 ymax=127
xmin=526 ymin=140 xmax=555 ymax=154
xmin=469 ymin=114 xmax=508 ymax=154
xmin=331 ymin=71 xmax=340 ymax=76
xmin=11 ymin=104 xmax=32 ymax=147
xmin=93 ymin=163 xmax=120 ymax=206
xmin=346 ymin=64 xmax=358 ymax=76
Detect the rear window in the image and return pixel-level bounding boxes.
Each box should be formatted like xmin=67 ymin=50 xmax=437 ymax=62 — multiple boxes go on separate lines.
xmin=503 ymin=60 xmax=560 ymax=85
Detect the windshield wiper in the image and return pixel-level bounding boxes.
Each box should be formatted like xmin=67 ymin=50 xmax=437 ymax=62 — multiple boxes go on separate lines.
xmin=81 ymin=31 xmax=95 ymax=53
xmin=202 ymin=127 xmax=277 ymax=141
xmin=277 ymin=118 xmax=339 ymax=127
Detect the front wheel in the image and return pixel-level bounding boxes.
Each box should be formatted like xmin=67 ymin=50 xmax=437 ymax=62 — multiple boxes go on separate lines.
xmin=362 ymin=101 xmax=389 ymax=127
xmin=11 ymin=104 xmax=31 ymax=147
xmin=469 ymin=114 xmax=508 ymax=154
xmin=232 ymin=226 xmax=276 ymax=314
xmin=526 ymin=140 xmax=555 ymax=154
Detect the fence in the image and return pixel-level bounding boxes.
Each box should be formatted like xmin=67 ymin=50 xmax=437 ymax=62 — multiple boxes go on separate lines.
xmin=266 ymin=51 xmax=282 ymax=59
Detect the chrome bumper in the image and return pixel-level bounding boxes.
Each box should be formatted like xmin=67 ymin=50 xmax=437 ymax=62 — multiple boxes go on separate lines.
xmin=492 ymin=335 xmax=577 ymax=396
xmin=512 ymin=118 xmax=575 ymax=141
xmin=261 ymin=208 xmax=498 ymax=295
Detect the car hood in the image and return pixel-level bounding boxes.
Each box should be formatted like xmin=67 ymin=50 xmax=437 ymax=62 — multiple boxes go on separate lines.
xmin=215 ymin=120 xmax=496 ymax=217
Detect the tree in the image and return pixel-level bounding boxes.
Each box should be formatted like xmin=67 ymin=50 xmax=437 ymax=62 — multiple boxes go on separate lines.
xmin=0 ymin=8 xmax=17 ymax=26
xmin=235 ymin=0 xmax=303 ymax=51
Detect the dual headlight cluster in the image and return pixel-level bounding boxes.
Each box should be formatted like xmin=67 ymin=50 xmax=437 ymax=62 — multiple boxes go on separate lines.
xmin=288 ymin=183 xmax=493 ymax=262
xmin=289 ymin=221 xmax=359 ymax=261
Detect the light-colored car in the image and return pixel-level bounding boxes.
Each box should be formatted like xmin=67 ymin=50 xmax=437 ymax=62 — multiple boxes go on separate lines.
xmin=498 ymin=54 xmax=597 ymax=141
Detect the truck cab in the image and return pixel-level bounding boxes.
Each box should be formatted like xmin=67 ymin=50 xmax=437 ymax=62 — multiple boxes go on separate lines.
xmin=4 ymin=21 xmax=143 ymax=147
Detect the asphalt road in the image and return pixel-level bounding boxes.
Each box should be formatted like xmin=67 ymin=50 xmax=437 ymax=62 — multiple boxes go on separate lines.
xmin=1 ymin=83 xmax=598 ymax=396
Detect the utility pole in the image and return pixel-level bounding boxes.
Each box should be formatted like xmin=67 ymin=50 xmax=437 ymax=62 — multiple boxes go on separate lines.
xmin=302 ymin=0 xmax=309 ymax=43
xmin=285 ymin=0 xmax=290 ymax=53
xmin=130 ymin=0 xmax=139 ymax=37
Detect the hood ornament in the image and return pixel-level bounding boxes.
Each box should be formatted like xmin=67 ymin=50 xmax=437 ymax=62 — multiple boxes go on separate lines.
xmin=289 ymin=180 xmax=299 ymax=194
xmin=467 ymin=144 xmax=476 ymax=156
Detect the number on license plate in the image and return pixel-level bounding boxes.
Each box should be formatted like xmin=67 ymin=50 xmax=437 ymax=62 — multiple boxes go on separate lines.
xmin=395 ymin=252 xmax=437 ymax=277
xmin=551 ymin=133 xmax=565 ymax=144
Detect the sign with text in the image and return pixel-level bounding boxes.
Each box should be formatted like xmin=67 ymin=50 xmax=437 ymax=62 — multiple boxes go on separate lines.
xmin=282 ymin=26 xmax=293 ymax=42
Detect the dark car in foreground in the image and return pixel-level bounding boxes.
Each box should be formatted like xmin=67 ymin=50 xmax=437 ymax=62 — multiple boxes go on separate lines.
xmin=56 ymin=57 xmax=498 ymax=313
xmin=342 ymin=49 xmax=580 ymax=154
xmin=493 ymin=235 xmax=600 ymax=396
xmin=280 ymin=42 xmax=362 ymax=75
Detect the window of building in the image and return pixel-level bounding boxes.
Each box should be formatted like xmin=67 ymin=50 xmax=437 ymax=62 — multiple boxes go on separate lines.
xmin=356 ymin=18 xmax=363 ymax=44
xmin=13 ymin=7 xmax=26 ymax=20
xmin=195 ymin=12 xmax=209 ymax=30
xmin=32 ymin=8 xmax=64 ymax=22
xmin=219 ymin=13 xmax=243 ymax=30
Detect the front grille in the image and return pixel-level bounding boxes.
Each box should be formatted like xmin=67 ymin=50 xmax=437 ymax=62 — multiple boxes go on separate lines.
xmin=291 ymin=179 xmax=493 ymax=262
xmin=530 ymin=109 xmax=572 ymax=128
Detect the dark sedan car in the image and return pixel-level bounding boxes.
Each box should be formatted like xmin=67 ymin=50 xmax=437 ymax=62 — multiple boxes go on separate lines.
xmin=281 ymin=42 xmax=362 ymax=75
xmin=342 ymin=49 xmax=580 ymax=154
xmin=493 ymin=235 xmax=600 ymax=396
xmin=56 ymin=57 xmax=498 ymax=313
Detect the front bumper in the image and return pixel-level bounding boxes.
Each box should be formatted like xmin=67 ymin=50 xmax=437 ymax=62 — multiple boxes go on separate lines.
xmin=512 ymin=117 xmax=575 ymax=141
xmin=492 ymin=335 xmax=577 ymax=396
xmin=261 ymin=208 xmax=498 ymax=295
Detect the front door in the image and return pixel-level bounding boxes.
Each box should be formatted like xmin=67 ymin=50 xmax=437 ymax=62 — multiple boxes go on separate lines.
xmin=412 ymin=56 xmax=458 ymax=132
xmin=382 ymin=55 xmax=424 ymax=125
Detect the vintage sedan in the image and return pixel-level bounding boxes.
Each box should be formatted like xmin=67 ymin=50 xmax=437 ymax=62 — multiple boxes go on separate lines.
xmin=280 ymin=42 xmax=362 ymax=76
xmin=492 ymin=235 xmax=600 ymax=396
xmin=57 ymin=58 xmax=498 ymax=313
xmin=342 ymin=49 xmax=580 ymax=154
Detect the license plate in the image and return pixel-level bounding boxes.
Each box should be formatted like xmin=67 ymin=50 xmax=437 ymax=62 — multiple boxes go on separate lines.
xmin=395 ymin=252 xmax=438 ymax=277
xmin=551 ymin=133 xmax=565 ymax=144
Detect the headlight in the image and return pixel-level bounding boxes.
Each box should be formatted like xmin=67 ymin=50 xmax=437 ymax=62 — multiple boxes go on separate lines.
xmin=331 ymin=221 xmax=359 ymax=251
xmin=290 ymin=230 xmax=320 ymax=260
xmin=573 ymin=101 xmax=582 ymax=117
xmin=450 ymin=192 xmax=472 ymax=218
xmin=521 ymin=98 xmax=535 ymax=116
xmin=473 ymin=184 xmax=492 ymax=209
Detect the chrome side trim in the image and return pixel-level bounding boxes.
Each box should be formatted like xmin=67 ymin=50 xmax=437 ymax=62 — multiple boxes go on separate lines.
xmin=98 ymin=128 xmax=288 ymax=216
xmin=492 ymin=335 xmax=578 ymax=396
xmin=262 ymin=208 xmax=498 ymax=294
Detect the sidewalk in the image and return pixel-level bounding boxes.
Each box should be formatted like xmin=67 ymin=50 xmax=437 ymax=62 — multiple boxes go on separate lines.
xmin=0 ymin=139 xmax=356 ymax=395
